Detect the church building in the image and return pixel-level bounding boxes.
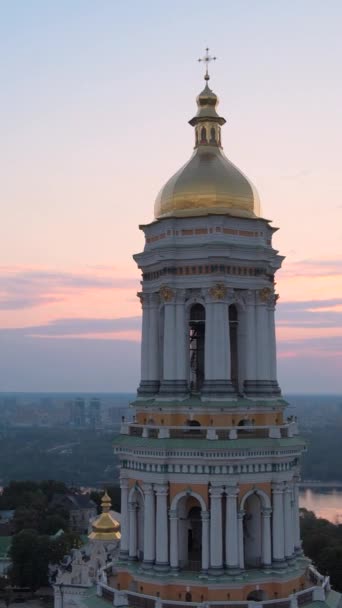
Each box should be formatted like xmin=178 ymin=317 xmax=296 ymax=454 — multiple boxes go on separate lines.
xmin=73 ymin=52 xmax=338 ymax=608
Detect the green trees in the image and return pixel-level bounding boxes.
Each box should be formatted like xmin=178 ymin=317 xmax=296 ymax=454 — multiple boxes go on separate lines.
xmin=300 ymin=509 xmax=342 ymax=591
xmin=9 ymin=529 xmax=79 ymax=591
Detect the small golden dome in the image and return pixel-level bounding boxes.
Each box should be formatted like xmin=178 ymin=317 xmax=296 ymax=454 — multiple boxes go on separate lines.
xmin=88 ymin=491 xmax=121 ymax=542
xmin=154 ymin=80 xmax=260 ymax=220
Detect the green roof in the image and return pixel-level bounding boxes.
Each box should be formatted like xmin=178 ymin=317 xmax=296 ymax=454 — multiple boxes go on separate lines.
xmin=131 ymin=395 xmax=288 ymax=408
xmin=113 ymin=434 xmax=306 ymax=450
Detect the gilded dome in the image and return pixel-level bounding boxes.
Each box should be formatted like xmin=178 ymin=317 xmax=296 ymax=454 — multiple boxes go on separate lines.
xmin=88 ymin=491 xmax=121 ymax=542
xmin=154 ymin=82 xmax=260 ymax=220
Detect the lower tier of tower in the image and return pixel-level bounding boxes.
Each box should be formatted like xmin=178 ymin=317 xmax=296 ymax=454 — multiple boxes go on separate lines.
xmin=108 ymin=556 xmax=318 ymax=604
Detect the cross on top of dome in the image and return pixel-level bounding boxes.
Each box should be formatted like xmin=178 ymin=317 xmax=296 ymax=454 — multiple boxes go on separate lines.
xmin=198 ymin=47 xmax=217 ymax=81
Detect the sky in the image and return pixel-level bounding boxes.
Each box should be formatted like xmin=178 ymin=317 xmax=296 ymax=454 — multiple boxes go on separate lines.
xmin=0 ymin=0 xmax=341 ymax=392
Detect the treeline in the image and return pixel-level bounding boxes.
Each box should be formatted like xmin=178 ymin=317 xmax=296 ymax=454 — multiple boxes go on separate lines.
xmin=0 ymin=481 xmax=81 ymax=592
xmin=0 ymin=427 xmax=119 ymax=486
xmin=301 ymin=508 xmax=342 ymax=591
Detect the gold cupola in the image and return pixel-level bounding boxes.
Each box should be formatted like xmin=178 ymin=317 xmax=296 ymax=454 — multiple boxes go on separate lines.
xmin=88 ymin=491 xmax=121 ymax=542
xmin=154 ymin=65 xmax=260 ymax=220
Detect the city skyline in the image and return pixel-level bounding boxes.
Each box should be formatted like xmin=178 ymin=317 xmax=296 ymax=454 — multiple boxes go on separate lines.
xmin=0 ymin=0 xmax=341 ymax=392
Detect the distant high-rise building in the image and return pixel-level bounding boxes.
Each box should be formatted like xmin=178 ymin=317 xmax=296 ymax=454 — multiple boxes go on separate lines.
xmin=88 ymin=397 xmax=101 ymax=429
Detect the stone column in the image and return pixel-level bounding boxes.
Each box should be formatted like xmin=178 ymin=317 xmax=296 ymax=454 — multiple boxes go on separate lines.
xmin=261 ymin=507 xmax=272 ymax=567
xmin=293 ymin=477 xmax=302 ymax=553
xmin=243 ymin=290 xmax=257 ymax=395
xmin=272 ymin=483 xmax=285 ymax=564
xmin=237 ymin=510 xmax=245 ymax=570
xmin=128 ymin=501 xmax=137 ymax=560
xmin=203 ymin=284 xmax=234 ymax=397
xmin=159 ymin=287 xmax=185 ymax=396
xmin=119 ymin=478 xmax=129 ymax=559
xmin=209 ymin=486 xmax=223 ymax=573
xmin=225 ymin=486 xmax=239 ymax=571
xmin=267 ymin=294 xmax=280 ymax=395
xmin=137 ymin=293 xmax=160 ymax=396
xmin=284 ymin=484 xmax=294 ymax=559
xmin=169 ymin=509 xmax=179 ymax=570
xmin=253 ymin=288 xmax=275 ymax=395
xmin=154 ymin=484 xmax=169 ymax=569
xmin=201 ymin=510 xmax=210 ymax=572
xmin=142 ymin=483 xmax=155 ymax=568
xmin=175 ymin=289 xmax=188 ymax=394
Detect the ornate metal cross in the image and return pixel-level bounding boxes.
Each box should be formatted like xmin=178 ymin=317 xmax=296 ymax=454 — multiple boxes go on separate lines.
xmin=198 ymin=47 xmax=217 ymax=81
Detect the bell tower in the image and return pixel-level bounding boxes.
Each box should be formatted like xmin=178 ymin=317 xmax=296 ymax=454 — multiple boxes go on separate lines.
xmin=111 ymin=57 xmax=330 ymax=607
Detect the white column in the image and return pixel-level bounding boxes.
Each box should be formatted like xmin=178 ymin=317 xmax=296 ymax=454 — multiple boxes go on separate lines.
xmin=128 ymin=501 xmax=137 ymax=560
xmin=261 ymin=507 xmax=272 ymax=567
xmin=256 ymin=301 xmax=271 ymax=381
xmin=149 ymin=294 xmax=160 ymax=383
xmin=284 ymin=484 xmax=294 ymax=559
xmin=201 ymin=510 xmax=210 ymax=572
xmin=293 ymin=477 xmax=301 ymax=552
xmin=204 ymin=286 xmax=233 ymax=393
xmin=244 ymin=291 xmax=257 ymax=385
xmin=163 ymin=301 xmax=176 ymax=380
xmin=139 ymin=293 xmax=150 ymax=382
xmin=175 ymin=290 xmax=187 ymax=383
xmin=143 ymin=483 xmax=155 ymax=566
xmin=272 ymin=483 xmax=285 ymax=563
xmin=225 ymin=486 xmax=239 ymax=569
xmin=169 ymin=509 xmax=179 ymax=570
xmin=204 ymin=299 xmax=215 ymax=380
xmin=210 ymin=486 xmax=223 ymax=571
xmin=155 ymin=484 xmax=169 ymax=568
xmin=119 ymin=478 xmax=129 ymax=558
xmin=237 ymin=510 xmax=245 ymax=570
xmin=268 ymin=299 xmax=278 ymax=383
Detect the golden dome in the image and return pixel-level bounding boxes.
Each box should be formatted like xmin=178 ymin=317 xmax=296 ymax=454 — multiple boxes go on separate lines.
xmin=88 ymin=491 xmax=121 ymax=542
xmin=154 ymin=81 xmax=260 ymax=220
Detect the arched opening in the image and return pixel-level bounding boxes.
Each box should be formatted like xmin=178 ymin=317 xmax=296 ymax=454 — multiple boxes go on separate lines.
xmin=189 ymin=304 xmax=205 ymax=393
xmin=229 ymin=304 xmax=239 ymax=391
xmin=243 ymin=493 xmax=262 ymax=568
xmin=200 ymin=127 xmax=207 ymax=143
xmin=209 ymin=127 xmax=216 ymax=144
xmin=177 ymin=496 xmax=202 ymax=571
xmin=247 ymin=590 xmax=268 ymax=601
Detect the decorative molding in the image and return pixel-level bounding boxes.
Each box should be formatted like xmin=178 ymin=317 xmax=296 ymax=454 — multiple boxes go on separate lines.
xmin=159 ymin=285 xmax=175 ymax=303
xmin=208 ymin=282 xmax=227 ymax=300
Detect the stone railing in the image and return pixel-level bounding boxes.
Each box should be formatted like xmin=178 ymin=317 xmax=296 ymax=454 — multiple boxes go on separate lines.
xmin=96 ymin=582 xmax=327 ymax=608
xmin=120 ymin=421 xmax=299 ymax=441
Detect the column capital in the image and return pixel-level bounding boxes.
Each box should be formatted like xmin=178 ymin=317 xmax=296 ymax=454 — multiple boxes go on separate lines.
xmin=210 ymin=485 xmax=223 ymax=498
xmin=225 ymin=484 xmax=239 ymax=498
xmin=237 ymin=510 xmax=245 ymax=520
xmin=206 ymin=283 xmax=234 ymax=304
xmin=262 ymin=507 xmax=273 ymax=517
xmin=128 ymin=501 xmax=137 ymax=511
xmin=169 ymin=509 xmax=178 ymax=520
xmin=159 ymin=285 xmax=175 ymax=303
xmin=120 ymin=477 xmax=129 ymax=489
xmin=201 ymin=510 xmax=210 ymax=521
xmin=154 ymin=483 xmax=168 ymax=496
xmin=257 ymin=287 xmax=274 ymax=305
xmin=142 ymin=483 xmax=154 ymax=495
xmin=272 ymin=482 xmax=284 ymax=494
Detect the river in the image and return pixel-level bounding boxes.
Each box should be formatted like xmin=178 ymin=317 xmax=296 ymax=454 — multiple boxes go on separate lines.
xmin=299 ymin=487 xmax=342 ymax=523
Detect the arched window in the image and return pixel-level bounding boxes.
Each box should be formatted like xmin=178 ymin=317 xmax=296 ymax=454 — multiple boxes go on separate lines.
xmin=210 ymin=127 xmax=216 ymax=144
xmin=189 ymin=304 xmax=205 ymax=392
xmin=229 ymin=304 xmax=239 ymax=391
xmin=200 ymin=127 xmax=207 ymax=143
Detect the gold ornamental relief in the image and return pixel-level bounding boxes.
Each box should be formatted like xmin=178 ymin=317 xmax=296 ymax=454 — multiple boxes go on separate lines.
xmin=159 ymin=285 xmax=175 ymax=303
xmin=209 ymin=283 xmax=227 ymax=300
xmin=258 ymin=287 xmax=272 ymax=303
